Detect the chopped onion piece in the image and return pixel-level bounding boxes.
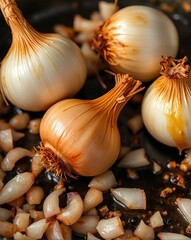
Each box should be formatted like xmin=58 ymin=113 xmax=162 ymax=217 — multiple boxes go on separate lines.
xmin=43 ymin=187 xmax=65 ymax=219
xmin=8 ymin=195 xmax=25 ymax=208
xmin=117 ymin=148 xmax=150 ymax=168
xmin=26 ymin=186 xmax=44 ymax=205
xmin=12 ymin=130 xmax=25 ymax=142
xmin=13 ymin=212 xmax=30 ymax=232
xmin=1 ymin=147 xmax=33 ymax=171
xmin=83 ymin=188 xmax=103 ymax=213
xmin=180 ymin=149 xmax=191 ymax=171
xmin=60 ymin=223 xmax=72 ymax=240
xmin=22 ymin=203 xmax=35 ymax=213
xmin=152 ymin=161 xmax=162 ymax=174
xmin=0 ymin=129 xmax=13 ymax=152
xmin=0 ymin=207 xmax=12 ymax=221
xmin=31 ymin=153 xmax=44 ymax=177
xmin=0 ymin=178 xmax=3 ymax=190
xmin=118 ymin=146 xmax=131 ymax=159
xmin=46 ymin=220 xmax=64 ymax=240
xmin=149 ymin=211 xmax=164 ymax=228
xmin=57 ymin=192 xmax=83 ymax=225
xmin=87 ymin=232 xmax=101 ymax=240
xmin=114 ymin=229 xmax=135 ymax=239
xmin=0 ymin=172 xmax=35 ymax=205
xmin=98 ymin=1 xmax=118 ymax=20
xmin=96 ymin=216 xmax=124 ymax=239
xmin=158 ymin=232 xmax=191 ymax=240
xmin=28 ymin=118 xmax=41 ymax=135
xmin=74 ymin=32 xmax=94 ymax=44
xmin=14 ymin=232 xmax=32 ymax=240
xmin=126 ymin=114 xmax=143 ymax=134
xmin=134 ymin=220 xmax=155 ymax=240
xmin=176 ymin=198 xmax=191 ymax=224
xmin=9 ymin=113 xmax=30 ymax=130
xmin=85 ymin=207 xmax=98 ymax=216
xmin=88 ymin=170 xmax=117 ymax=191
xmin=26 ymin=218 xmax=50 ymax=239
xmin=71 ymin=215 xmax=99 ymax=236
xmin=30 ymin=210 xmax=45 ymax=222
xmin=111 ymin=187 xmax=146 ymax=210
xmin=53 ymin=24 xmax=74 ymax=39
xmin=81 ymin=42 xmax=99 ymax=63
xmin=73 ymin=14 xmax=103 ymax=32
xmin=0 ymin=120 xmax=12 ymax=130
xmin=0 ymin=167 xmax=6 ymax=181
xmin=0 ymin=220 xmax=15 ymax=238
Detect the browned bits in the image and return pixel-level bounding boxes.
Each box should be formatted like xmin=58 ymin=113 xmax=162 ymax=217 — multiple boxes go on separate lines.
xmin=167 ymin=161 xmax=177 ymax=169
xmin=160 ymin=187 xmax=176 ymax=198
xmin=9 ymin=113 xmax=30 ymax=130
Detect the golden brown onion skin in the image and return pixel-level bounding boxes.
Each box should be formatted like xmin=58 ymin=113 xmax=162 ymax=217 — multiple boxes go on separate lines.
xmin=39 ymin=74 xmax=144 ymax=177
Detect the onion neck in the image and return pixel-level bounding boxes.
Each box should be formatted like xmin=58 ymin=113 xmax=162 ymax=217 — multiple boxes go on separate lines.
xmin=0 ymin=0 xmax=45 ymax=44
xmin=92 ymin=73 xmax=144 ymax=124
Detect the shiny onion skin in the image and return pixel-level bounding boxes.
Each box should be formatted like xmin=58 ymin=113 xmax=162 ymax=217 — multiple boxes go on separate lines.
xmin=92 ymin=5 xmax=179 ymax=82
xmin=38 ymin=73 xmax=144 ymax=177
xmin=141 ymin=56 xmax=191 ymax=153
xmin=0 ymin=0 xmax=87 ymax=112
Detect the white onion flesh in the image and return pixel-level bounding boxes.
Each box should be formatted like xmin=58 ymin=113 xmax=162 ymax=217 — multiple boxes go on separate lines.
xmin=98 ymin=1 xmax=118 ymax=20
xmin=1 ymin=147 xmax=33 ymax=171
xmin=158 ymin=232 xmax=191 ymax=240
xmin=96 ymin=216 xmax=124 ymax=239
xmin=9 ymin=113 xmax=30 ymax=130
xmin=0 ymin=172 xmax=35 ymax=205
xmin=134 ymin=220 xmax=155 ymax=240
xmin=30 ymin=210 xmax=45 ymax=222
xmin=60 ymin=223 xmax=72 ymax=240
xmin=26 ymin=218 xmax=50 ymax=239
xmin=126 ymin=114 xmax=144 ymax=134
xmin=0 ymin=207 xmax=12 ymax=221
xmin=26 ymin=186 xmax=44 ymax=205
xmin=31 ymin=154 xmax=44 ymax=177
xmin=57 ymin=192 xmax=83 ymax=225
xmin=13 ymin=232 xmax=32 ymax=240
xmin=71 ymin=215 xmax=99 ymax=236
xmin=22 ymin=203 xmax=35 ymax=213
xmin=28 ymin=118 xmax=41 ymax=135
xmin=13 ymin=212 xmax=30 ymax=232
xmin=0 ymin=129 xmax=14 ymax=153
xmin=111 ymin=187 xmax=146 ymax=209
xmin=83 ymin=188 xmax=103 ymax=213
xmin=43 ymin=187 xmax=65 ymax=219
xmin=117 ymin=148 xmax=150 ymax=168
xmin=88 ymin=170 xmax=117 ymax=191
xmin=73 ymin=14 xmax=103 ymax=33
xmin=0 ymin=179 xmax=3 ymax=190
xmin=86 ymin=232 xmax=101 ymax=240
xmin=46 ymin=220 xmax=64 ymax=240
xmin=149 ymin=211 xmax=164 ymax=228
xmin=176 ymin=198 xmax=191 ymax=224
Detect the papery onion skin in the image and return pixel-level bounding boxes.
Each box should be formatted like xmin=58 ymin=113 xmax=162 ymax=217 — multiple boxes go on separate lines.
xmin=0 ymin=0 xmax=87 ymax=112
xmin=142 ymin=56 xmax=191 ymax=153
xmin=39 ymin=73 xmax=144 ymax=177
xmin=92 ymin=5 xmax=179 ymax=82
